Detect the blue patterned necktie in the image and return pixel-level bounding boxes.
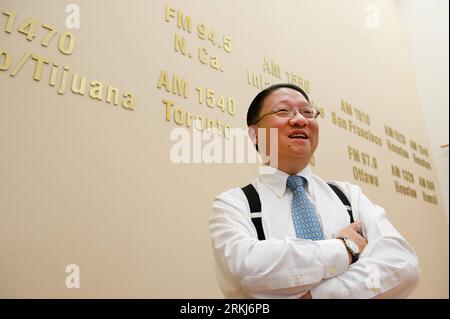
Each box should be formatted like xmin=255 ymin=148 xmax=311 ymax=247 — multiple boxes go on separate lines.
xmin=287 ymin=175 xmax=324 ymax=240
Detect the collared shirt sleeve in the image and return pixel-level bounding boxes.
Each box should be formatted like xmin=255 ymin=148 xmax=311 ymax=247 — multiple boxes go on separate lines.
xmin=209 ymin=187 xmax=349 ymax=298
xmin=309 ymin=183 xmax=421 ymax=299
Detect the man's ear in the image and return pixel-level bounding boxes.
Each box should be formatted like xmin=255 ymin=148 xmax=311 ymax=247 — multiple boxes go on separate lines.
xmin=248 ymin=126 xmax=258 ymax=145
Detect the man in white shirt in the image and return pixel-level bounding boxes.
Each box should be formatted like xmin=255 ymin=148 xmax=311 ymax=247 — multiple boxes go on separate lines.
xmin=209 ymin=83 xmax=420 ymax=299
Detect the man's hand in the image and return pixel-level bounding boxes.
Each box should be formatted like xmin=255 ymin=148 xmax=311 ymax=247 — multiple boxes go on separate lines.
xmin=337 ymin=222 xmax=367 ymax=264
xmin=300 ymin=291 xmax=312 ymax=299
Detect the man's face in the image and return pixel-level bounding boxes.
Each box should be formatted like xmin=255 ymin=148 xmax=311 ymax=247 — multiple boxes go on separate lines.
xmin=255 ymin=88 xmax=319 ymax=164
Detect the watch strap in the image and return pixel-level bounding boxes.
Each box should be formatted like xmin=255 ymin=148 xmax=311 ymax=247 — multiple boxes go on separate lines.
xmin=337 ymin=237 xmax=359 ymax=264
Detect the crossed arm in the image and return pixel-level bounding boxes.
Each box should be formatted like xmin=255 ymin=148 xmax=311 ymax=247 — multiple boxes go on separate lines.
xmin=210 ymin=185 xmax=420 ymax=299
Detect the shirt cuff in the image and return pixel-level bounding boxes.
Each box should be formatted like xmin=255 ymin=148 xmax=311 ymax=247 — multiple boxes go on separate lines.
xmin=316 ymin=239 xmax=349 ymax=279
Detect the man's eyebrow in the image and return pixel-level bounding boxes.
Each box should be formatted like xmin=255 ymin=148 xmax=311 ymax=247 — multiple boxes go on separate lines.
xmin=271 ymin=100 xmax=312 ymax=109
xmin=274 ymin=96 xmax=310 ymax=104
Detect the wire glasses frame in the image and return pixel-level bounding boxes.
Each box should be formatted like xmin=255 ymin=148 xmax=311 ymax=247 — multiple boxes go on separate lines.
xmin=252 ymin=107 xmax=321 ymax=125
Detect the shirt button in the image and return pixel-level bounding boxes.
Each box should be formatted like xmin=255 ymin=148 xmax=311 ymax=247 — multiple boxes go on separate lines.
xmin=330 ymin=267 xmax=336 ymax=276
xmin=371 ymin=287 xmax=381 ymax=293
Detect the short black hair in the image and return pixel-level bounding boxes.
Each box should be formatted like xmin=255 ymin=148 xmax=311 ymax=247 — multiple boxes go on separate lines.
xmin=246 ymin=83 xmax=310 ymax=126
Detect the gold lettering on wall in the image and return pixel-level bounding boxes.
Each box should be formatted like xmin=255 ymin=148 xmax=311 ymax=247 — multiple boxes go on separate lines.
xmin=385 ymin=125 xmax=406 ymax=144
xmin=386 ymin=139 xmax=409 ymax=158
xmin=0 ymin=49 xmax=12 ymax=70
xmin=247 ymin=68 xmax=273 ymax=90
xmin=352 ymin=166 xmax=379 ymax=186
xmin=422 ymin=191 xmax=438 ymax=204
xmin=155 ymin=66 xmax=236 ymax=138
xmin=263 ymin=57 xmax=281 ymax=79
xmin=157 ymin=70 xmax=189 ymax=98
xmin=195 ymin=86 xmax=236 ymax=116
xmin=165 ymin=4 xmax=232 ymax=73
xmin=0 ymin=48 xmax=134 ymax=110
xmin=419 ymin=176 xmax=438 ymax=205
xmin=390 ymin=164 xmax=418 ymax=199
xmin=348 ymin=146 xmax=379 ymax=186
xmin=285 ymin=71 xmax=311 ymax=93
xmin=348 ymin=146 xmax=378 ymax=169
xmin=394 ymin=181 xmax=417 ymax=198
xmin=159 ymin=4 xmax=237 ymax=136
xmin=246 ymin=56 xmax=312 ymax=93
xmin=198 ymin=47 xmax=222 ymax=71
xmin=340 ymin=100 xmax=371 ymax=125
xmin=409 ymin=139 xmax=431 ymax=169
xmin=2 ymin=9 xmax=77 ymax=55
xmin=331 ymin=111 xmax=382 ymax=146
xmin=161 ymin=98 xmax=231 ymax=138
xmin=1 ymin=8 xmax=134 ymax=110
xmin=412 ymin=153 xmax=432 ymax=169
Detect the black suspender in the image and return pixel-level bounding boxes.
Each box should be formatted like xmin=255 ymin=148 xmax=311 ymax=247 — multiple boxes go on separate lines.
xmin=241 ymin=183 xmax=354 ymax=241
xmin=241 ymin=184 xmax=265 ymax=240
xmin=327 ymin=183 xmax=354 ymax=223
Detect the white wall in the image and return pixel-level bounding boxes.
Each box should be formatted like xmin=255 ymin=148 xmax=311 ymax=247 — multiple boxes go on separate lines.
xmin=397 ymin=0 xmax=449 ymax=222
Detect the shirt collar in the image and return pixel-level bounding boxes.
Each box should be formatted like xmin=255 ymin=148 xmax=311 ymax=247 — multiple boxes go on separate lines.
xmin=259 ymin=165 xmax=313 ymax=197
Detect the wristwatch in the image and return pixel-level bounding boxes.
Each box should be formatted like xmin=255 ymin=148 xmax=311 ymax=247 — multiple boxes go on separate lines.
xmin=337 ymin=237 xmax=360 ymax=264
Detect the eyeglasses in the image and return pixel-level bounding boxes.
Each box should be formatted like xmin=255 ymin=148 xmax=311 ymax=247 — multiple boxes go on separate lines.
xmin=252 ymin=106 xmax=320 ymax=125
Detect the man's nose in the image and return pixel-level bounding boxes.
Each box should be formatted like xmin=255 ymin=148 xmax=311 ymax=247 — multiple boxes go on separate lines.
xmin=289 ymin=111 xmax=308 ymax=126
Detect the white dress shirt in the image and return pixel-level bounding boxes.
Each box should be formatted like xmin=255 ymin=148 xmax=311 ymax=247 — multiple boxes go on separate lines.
xmin=209 ymin=166 xmax=420 ymax=298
